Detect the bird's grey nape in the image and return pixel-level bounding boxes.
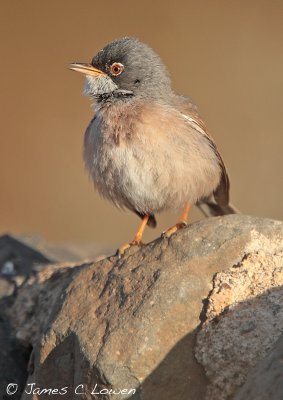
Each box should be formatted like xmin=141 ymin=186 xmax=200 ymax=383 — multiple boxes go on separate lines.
xmin=84 ymin=75 xmax=118 ymax=97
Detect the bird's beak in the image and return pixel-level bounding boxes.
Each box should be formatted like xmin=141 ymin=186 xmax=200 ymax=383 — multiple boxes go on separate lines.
xmin=69 ymin=63 xmax=106 ymax=77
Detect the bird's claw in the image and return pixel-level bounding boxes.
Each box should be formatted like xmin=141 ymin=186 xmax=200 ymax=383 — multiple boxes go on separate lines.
xmin=162 ymin=221 xmax=187 ymax=238
xmin=117 ymin=240 xmax=143 ymax=258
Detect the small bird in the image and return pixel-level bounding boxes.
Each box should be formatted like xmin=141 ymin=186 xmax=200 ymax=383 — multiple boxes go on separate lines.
xmin=70 ymin=37 xmax=236 ymax=254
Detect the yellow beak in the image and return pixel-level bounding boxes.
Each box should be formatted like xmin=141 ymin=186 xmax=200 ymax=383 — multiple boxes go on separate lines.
xmin=69 ymin=63 xmax=106 ymax=77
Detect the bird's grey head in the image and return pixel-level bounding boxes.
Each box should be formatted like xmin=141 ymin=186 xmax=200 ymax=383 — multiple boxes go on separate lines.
xmin=70 ymin=37 xmax=172 ymax=102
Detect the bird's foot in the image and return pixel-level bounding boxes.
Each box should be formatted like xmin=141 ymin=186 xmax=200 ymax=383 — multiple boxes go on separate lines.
xmin=117 ymin=240 xmax=143 ymax=258
xmin=162 ymin=221 xmax=187 ymax=238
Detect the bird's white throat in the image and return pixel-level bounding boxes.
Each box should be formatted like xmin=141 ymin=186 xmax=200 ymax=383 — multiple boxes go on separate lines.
xmin=84 ymin=75 xmax=118 ymax=97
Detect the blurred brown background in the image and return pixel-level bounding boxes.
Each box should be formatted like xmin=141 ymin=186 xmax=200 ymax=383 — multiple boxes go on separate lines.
xmin=0 ymin=0 xmax=282 ymax=253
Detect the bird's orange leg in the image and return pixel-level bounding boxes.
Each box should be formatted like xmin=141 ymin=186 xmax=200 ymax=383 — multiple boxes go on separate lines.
xmin=118 ymin=214 xmax=149 ymax=256
xmin=163 ymin=202 xmax=190 ymax=237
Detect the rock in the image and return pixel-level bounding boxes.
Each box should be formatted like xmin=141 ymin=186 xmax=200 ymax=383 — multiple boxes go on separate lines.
xmin=0 ymin=235 xmax=52 ymax=400
xmin=0 ymin=319 xmax=31 ymax=400
xmin=0 ymin=277 xmax=14 ymax=299
xmin=234 ymin=332 xmax=283 ymax=400
xmin=195 ymin=234 xmax=283 ymax=400
xmin=5 ymin=215 xmax=283 ymax=400
xmin=0 ymin=235 xmax=51 ymax=281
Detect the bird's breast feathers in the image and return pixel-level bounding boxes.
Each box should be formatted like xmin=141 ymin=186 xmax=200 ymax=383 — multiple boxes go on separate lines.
xmin=83 ymin=102 xmax=222 ymax=211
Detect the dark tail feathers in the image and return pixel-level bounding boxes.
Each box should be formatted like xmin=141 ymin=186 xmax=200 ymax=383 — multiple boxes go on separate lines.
xmin=197 ymin=201 xmax=239 ymax=218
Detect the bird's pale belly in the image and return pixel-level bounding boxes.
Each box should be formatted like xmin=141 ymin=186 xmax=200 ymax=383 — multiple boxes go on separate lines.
xmin=84 ymin=134 xmax=222 ymax=213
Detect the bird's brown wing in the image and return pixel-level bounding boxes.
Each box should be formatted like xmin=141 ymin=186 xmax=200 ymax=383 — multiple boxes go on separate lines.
xmin=176 ymin=96 xmax=230 ymax=207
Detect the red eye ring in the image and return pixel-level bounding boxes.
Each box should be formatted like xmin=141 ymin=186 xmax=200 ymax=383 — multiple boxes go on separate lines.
xmin=110 ymin=62 xmax=124 ymax=76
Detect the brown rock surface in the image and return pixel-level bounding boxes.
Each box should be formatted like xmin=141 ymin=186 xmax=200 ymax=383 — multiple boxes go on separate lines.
xmin=234 ymin=332 xmax=283 ymax=400
xmin=195 ymin=241 xmax=283 ymax=400
xmin=1 ymin=215 xmax=283 ymax=400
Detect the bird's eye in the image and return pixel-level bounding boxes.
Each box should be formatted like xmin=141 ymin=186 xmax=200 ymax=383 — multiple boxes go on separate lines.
xmin=110 ymin=62 xmax=124 ymax=76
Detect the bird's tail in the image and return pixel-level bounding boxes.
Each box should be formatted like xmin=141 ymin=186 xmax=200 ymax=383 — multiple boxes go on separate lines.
xmin=197 ymin=200 xmax=239 ymax=218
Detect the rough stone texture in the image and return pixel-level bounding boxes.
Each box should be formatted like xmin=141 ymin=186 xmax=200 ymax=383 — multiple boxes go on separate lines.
xmin=234 ymin=332 xmax=283 ymax=400
xmin=0 ymin=235 xmax=51 ymax=400
xmin=1 ymin=216 xmax=283 ymax=400
xmin=4 ymin=215 xmax=281 ymax=400
xmin=195 ymin=228 xmax=283 ymax=400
